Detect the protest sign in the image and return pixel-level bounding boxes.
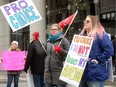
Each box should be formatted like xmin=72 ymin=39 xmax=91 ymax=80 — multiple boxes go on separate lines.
xmin=0 ymin=0 xmax=42 ymax=32
xmin=59 ymin=35 xmax=93 ymax=87
xmin=1 ymin=51 xmax=26 ymax=70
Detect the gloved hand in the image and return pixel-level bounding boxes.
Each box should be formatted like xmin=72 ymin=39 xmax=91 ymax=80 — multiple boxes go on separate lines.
xmin=54 ymin=46 xmax=62 ymax=53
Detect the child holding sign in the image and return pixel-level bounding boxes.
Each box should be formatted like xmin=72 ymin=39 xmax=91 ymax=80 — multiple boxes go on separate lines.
xmin=6 ymin=41 xmax=22 ymax=87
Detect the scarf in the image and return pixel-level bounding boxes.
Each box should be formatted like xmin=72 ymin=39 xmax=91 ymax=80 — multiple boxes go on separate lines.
xmin=48 ymin=32 xmax=62 ymax=43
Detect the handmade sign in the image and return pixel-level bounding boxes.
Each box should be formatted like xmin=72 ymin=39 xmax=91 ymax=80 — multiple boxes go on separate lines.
xmin=59 ymin=35 xmax=94 ymax=87
xmin=0 ymin=0 xmax=42 ymax=32
xmin=1 ymin=51 xmax=26 ymax=70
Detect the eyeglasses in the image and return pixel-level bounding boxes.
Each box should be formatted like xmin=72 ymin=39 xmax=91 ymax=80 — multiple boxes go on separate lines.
xmin=83 ymin=20 xmax=91 ymax=24
xmin=50 ymin=28 xmax=59 ymax=31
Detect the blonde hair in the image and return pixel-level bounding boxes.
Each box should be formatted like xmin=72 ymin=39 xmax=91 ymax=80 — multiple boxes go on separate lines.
xmin=9 ymin=41 xmax=20 ymax=51
xmin=49 ymin=23 xmax=63 ymax=32
xmin=87 ymin=15 xmax=105 ymax=39
xmin=9 ymin=46 xmax=20 ymax=51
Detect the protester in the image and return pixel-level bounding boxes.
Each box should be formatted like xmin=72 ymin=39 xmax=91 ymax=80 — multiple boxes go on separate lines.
xmin=79 ymin=15 xmax=114 ymax=87
xmin=24 ymin=32 xmax=46 ymax=87
xmin=6 ymin=41 xmax=21 ymax=87
xmin=44 ymin=23 xmax=70 ymax=87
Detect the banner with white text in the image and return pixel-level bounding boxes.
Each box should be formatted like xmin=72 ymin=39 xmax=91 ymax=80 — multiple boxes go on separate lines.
xmin=59 ymin=35 xmax=94 ymax=87
xmin=0 ymin=0 xmax=42 ymax=32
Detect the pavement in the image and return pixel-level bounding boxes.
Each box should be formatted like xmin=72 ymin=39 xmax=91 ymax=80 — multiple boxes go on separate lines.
xmin=0 ymin=71 xmax=116 ymax=87
xmin=0 ymin=71 xmax=28 ymax=87
xmin=0 ymin=71 xmax=27 ymax=83
xmin=0 ymin=82 xmax=28 ymax=87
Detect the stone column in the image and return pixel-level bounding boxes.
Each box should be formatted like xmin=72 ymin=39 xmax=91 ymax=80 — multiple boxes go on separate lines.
xmin=30 ymin=0 xmax=46 ymax=44
xmin=0 ymin=0 xmax=10 ymax=55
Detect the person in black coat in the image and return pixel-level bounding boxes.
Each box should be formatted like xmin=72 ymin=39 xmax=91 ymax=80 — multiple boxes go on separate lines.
xmin=24 ymin=32 xmax=46 ymax=87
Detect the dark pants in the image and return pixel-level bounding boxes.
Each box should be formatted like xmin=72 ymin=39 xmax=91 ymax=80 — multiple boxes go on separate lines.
xmin=33 ymin=74 xmax=45 ymax=87
xmin=45 ymin=84 xmax=65 ymax=87
xmin=7 ymin=74 xmax=20 ymax=87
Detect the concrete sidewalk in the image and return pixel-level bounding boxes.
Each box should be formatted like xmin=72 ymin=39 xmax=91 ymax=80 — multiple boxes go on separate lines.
xmin=0 ymin=82 xmax=28 ymax=87
xmin=0 ymin=71 xmax=116 ymax=87
xmin=0 ymin=71 xmax=27 ymax=83
xmin=0 ymin=71 xmax=28 ymax=87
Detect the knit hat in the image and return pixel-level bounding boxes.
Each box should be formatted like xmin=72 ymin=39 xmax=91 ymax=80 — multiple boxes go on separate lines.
xmin=33 ymin=32 xmax=39 ymax=40
xmin=11 ymin=41 xmax=18 ymax=46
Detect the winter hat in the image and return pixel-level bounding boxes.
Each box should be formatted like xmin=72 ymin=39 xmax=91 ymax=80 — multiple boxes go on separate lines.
xmin=33 ymin=32 xmax=39 ymax=40
xmin=11 ymin=41 xmax=18 ymax=46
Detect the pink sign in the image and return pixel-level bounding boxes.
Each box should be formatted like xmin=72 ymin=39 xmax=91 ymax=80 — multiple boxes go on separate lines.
xmin=1 ymin=51 xmax=26 ymax=70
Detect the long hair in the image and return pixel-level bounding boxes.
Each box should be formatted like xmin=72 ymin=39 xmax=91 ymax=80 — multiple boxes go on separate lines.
xmin=87 ymin=15 xmax=105 ymax=39
xmin=9 ymin=46 xmax=20 ymax=51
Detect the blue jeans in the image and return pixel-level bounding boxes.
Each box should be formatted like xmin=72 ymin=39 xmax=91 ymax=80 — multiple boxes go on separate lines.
xmin=33 ymin=74 xmax=45 ymax=87
xmin=45 ymin=84 xmax=65 ymax=87
xmin=79 ymin=80 xmax=104 ymax=87
xmin=7 ymin=74 xmax=20 ymax=87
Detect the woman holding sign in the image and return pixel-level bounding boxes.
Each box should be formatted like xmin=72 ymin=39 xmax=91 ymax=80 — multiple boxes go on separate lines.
xmin=79 ymin=15 xmax=114 ymax=87
xmin=7 ymin=41 xmax=21 ymax=87
xmin=44 ymin=24 xmax=70 ymax=87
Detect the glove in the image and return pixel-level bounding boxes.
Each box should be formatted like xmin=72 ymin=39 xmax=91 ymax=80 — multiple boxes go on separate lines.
xmin=54 ymin=46 xmax=62 ymax=53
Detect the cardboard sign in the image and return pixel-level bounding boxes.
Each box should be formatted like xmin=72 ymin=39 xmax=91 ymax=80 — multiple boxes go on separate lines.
xmin=1 ymin=51 xmax=26 ymax=70
xmin=59 ymin=35 xmax=94 ymax=87
xmin=0 ymin=0 xmax=42 ymax=32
